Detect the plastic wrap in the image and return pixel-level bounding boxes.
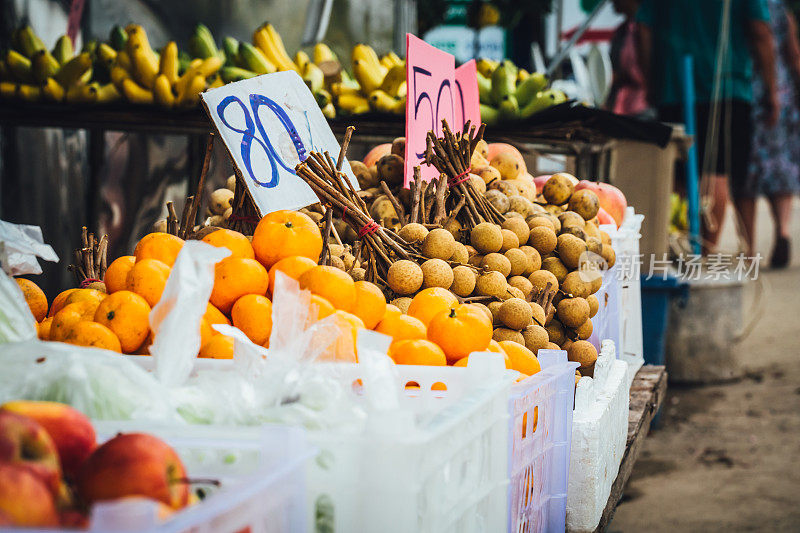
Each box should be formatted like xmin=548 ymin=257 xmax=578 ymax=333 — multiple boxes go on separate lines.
xmin=0 ymin=219 xmax=59 ymax=276
xmin=0 ymin=270 xmax=38 ymax=343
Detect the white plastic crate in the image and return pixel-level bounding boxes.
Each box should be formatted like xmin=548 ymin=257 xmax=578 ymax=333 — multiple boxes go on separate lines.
xmin=22 ymin=423 xmax=313 ymax=533
xmin=508 ymin=350 xmax=579 ymax=533
xmin=308 ymin=352 xmax=513 ymax=533
xmin=566 ymin=340 xmax=629 ymax=533
xmin=611 ymin=208 xmax=645 ymax=383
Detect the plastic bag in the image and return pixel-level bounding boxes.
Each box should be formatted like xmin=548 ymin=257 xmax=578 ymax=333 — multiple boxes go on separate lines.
xmin=0 ymin=270 xmax=38 ymax=343
xmin=0 ymin=220 xmax=58 ymax=276
xmin=149 ymin=240 xmax=230 ymax=386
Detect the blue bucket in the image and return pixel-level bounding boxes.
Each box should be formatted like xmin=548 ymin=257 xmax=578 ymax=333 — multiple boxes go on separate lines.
xmin=641 ymin=274 xmax=685 ymax=366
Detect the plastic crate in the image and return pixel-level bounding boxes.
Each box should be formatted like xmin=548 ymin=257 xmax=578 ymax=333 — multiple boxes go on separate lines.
xmin=566 ymin=340 xmax=629 ymax=533
xmin=508 ymin=350 xmax=579 ymax=533
xmin=22 ymin=423 xmax=313 ymax=533
xmin=308 ymin=353 xmax=513 ymax=533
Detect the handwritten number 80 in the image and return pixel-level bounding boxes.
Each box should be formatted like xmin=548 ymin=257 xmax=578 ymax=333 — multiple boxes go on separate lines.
xmin=216 ymin=94 xmax=306 ymax=188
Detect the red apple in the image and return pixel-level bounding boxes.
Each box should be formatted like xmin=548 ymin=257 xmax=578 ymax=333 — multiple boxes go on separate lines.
xmin=1 ymin=400 xmax=97 ymax=482
xmin=533 ymin=174 xmax=551 ymax=194
xmin=0 ymin=463 xmax=59 ymax=526
xmin=597 ymin=183 xmax=627 ymax=227
xmin=362 ymin=143 xmax=391 ymax=168
xmin=574 ymin=179 xmax=600 ymax=194
xmin=486 ymin=143 xmax=527 ymax=174
xmin=0 ymin=410 xmax=61 ymax=495
xmin=78 ymin=433 xmax=190 ymax=510
xmin=596 ymin=207 xmax=615 ymax=226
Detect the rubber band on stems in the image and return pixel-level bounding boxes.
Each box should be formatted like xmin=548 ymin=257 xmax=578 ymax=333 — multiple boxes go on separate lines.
xmin=448 ymin=167 xmax=472 ymax=187
xmin=358 ymin=220 xmax=380 ymax=238
xmin=80 ymin=278 xmax=102 ymax=288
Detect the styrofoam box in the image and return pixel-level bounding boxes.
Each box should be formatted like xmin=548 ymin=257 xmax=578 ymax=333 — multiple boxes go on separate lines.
xmin=309 ymin=356 xmax=513 ymax=533
xmin=566 ymin=340 xmax=629 ymax=533
xmin=611 ymin=208 xmax=645 ymax=385
xmin=23 ymin=423 xmax=313 ymax=533
xmin=508 ymin=350 xmax=579 ymax=533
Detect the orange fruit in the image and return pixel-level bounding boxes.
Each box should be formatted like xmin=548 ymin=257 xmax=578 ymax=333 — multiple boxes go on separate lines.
xmin=231 ymin=294 xmax=273 ymax=346
xmin=487 ymin=339 xmax=507 ymax=355
xmin=320 ymin=310 xmax=363 ymax=362
xmin=48 ymin=288 xmax=78 ymax=317
xmin=126 ymin=258 xmax=171 ymax=307
xmin=204 ymin=303 xmax=230 ymax=326
xmin=452 ymin=346 xmax=511 ymax=369
xmin=210 ymin=257 xmax=269 ymax=314
xmin=298 ymin=265 xmax=356 ymax=312
xmin=198 ymin=334 xmax=234 ymax=359
xmin=252 ymin=210 xmax=323 ymax=268
xmin=63 ymin=321 xmax=122 ymax=352
xmin=351 ymin=281 xmax=386 ymax=329
xmin=15 ymin=278 xmax=48 ymax=322
xmin=63 ymin=288 xmax=106 ymax=307
xmin=132 ymin=332 xmax=154 ymax=355
xmin=93 ymin=291 xmax=152 ymax=353
xmin=406 ymin=287 xmax=458 ymax=327
xmin=50 ymin=300 xmax=102 ymax=342
xmin=104 ymin=256 xmax=136 ymax=293
xmin=500 ymin=341 xmax=541 ymax=376
xmin=268 ymin=255 xmax=317 ymax=295
xmin=380 ymin=304 xmax=402 ymax=324
xmin=201 ymin=229 xmax=255 ymax=259
xmin=310 ymin=294 xmax=335 ymax=320
xmin=375 ymin=313 xmax=426 ymax=342
xmin=427 ymin=304 xmax=493 ymax=363
xmin=389 ymin=339 xmax=446 ymax=366
xmin=199 ymin=318 xmax=215 ymax=348
xmin=37 ymin=317 xmax=53 ymax=340
xmin=133 ymin=232 xmax=184 ymax=267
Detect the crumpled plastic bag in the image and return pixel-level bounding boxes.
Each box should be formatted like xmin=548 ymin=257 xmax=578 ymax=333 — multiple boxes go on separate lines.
xmin=0 ymin=269 xmax=38 ymax=344
xmin=0 ymin=220 xmax=58 ymax=276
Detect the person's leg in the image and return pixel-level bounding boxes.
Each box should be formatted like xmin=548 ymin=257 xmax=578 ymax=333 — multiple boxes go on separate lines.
xmin=767 ymin=193 xmax=793 ymax=267
xmin=733 ymin=196 xmax=757 ymax=256
xmin=704 ymin=174 xmax=729 ymax=254
xmin=729 ymin=100 xmax=758 ymax=256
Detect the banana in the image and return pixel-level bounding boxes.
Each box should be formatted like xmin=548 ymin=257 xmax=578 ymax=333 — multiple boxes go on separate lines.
xmin=368 ymin=89 xmax=400 ymax=113
xmin=6 ymin=50 xmax=33 ymax=83
xmin=153 ymin=74 xmax=175 ymax=107
xmin=519 ymin=89 xmax=566 ymax=119
xmin=65 ymin=83 xmax=97 ymax=104
xmin=17 ymin=83 xmax=42 ymax=101
xmin=16 ymin=26 xmax=46 ymax=58
xmin=96 ymin=82 xmax=121 ymax=103
xmin=109 ymin=26 xmax=128 ymax=51
xmin=126 ymin=25 xmax=157 ymax=63
xmin=159 ymin=41 xmax=179 ymax=84
xmin=321 ymin=102 xmax=336 ymax=119
xmin=222 ymin=37 xmax=240 ymax=66
xmin=195 ymin=55 xmax=222 ymax=78
xmin=220 ymin=66 xmax=257 ymax=83
xmin=81 ymin=40 xmax=97 ymax=55
xmin=352 ymin=44 xmax=384 ymax=76
xmin=476 ymin=58 xmax=498 ymax=78
xmin=176 ymin=74 xmax=205 ymax=107
xmin=489 ymin=60 xmax=517 ymax=106
xmin=314 ymin=88 xmax=332 ymax=107
xmin=302 ymin=62 xmax=324 ymax=92
xmin=330 ymin=81 xmax=361 ymax=97
xmin=115 ymin=50 xmax=132 ymax=72
xmin=52 ymin=35 xmax=73 ymax=65
xmin=97 ymin=43 xmax=118 ymax=69
xmin=353 ymin=59 xmax=383 ymax=94
xmin=517 ymin=68 xmax=530 ymax=83
xmin=384 ymin=51 xmax=404 ymax=68
xmin=31 ymin=50 xmax=60 ymax=83
xmin=0 ymin=82 xmax=16 ymax=99
xmin=174 ymin=56 xmax=219 ymax=97
xmin=295 ymin=50 xmax=310 ymax=72
xmin=335 ymin=92 xmax=370 ymax=114
xmin=189 ymin=24 xmax=218 ymax=59
xmin=497 ymin=94 xmax=519 ymax=121
xmin=480 ymin=103 xmax=499 ymax=125
xmin=313 ymin=42 xmax=336 ymax=64
xmin=239 ymin=42 xmax=275 ymax=74
xmin=131 ymin=45 xmax=159 ymax=88
xmin=121 ymin=78 xmax=154 ymax=104
xmin=379 ymin=64 xmax=406 ymax=97
xmin=514 ymin=72 xmax=548 ymax=107
xmin=110 ymin=66 xmax=130 ymax=92
xmin=477 ymin=72 xmax=492 ymax=104
xmin=253 ymin=25 xmax=297 ymax=72
xmin=42 ymin=78 xmax=64 ymax=101
xmin=208 ymin=74 xmax=224 ymax=89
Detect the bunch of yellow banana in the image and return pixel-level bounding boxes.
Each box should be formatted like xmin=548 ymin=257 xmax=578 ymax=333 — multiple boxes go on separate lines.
xmin=0 ymin=25 xmax=117 ymax=104
xmin=332 ymin=43 xmax=405 ymax=115
xmin=109 ymin=24 xmax=221 ymax=108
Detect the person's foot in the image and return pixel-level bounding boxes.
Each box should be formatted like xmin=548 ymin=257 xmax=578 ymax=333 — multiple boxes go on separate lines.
xmin=770 ymin=237 xmax=790 ymax=269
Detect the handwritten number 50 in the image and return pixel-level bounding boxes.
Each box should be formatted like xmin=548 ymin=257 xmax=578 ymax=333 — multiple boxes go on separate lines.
xmin=412 ymin=67 xmax=454 ymax=160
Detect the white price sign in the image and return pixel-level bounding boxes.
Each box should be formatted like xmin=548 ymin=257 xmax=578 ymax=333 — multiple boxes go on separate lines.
xmin=201 ymin=71 xmax=358 ymax=215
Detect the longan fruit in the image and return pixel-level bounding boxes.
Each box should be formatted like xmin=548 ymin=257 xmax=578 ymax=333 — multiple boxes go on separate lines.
xmin=469 ymin=174 xmax=486 ymax=194
xmin=542 ymin=173 xmax=575 ymax=205
xmin=443 ymin=218 xmax=463 ymax=240
xmin=558 ymin=211 xmax=586 ymax=231
xmin=546 ymin=342 xmax=561 ymax=350
xmin=561 ymin=226 xmax=587 ymax=241
xmin=574 ymin=319 xmax=593 ymax=340
xmin=422 ymin=228 xmax=456 ymax=260
xmin=505 ymin=285 xmax=525 ymax=300
xmin=485 ymin=189 xmax=510 ymax=213
xmin=481 ymin=253 xmax=512 ymax=277
xmin=505 ymin=248 xmax=530 ymax=277
xmin=489 ymin=181 xmax=518 ymax=197
xmin=504 ymin=211 xmax=524 ymax=219
xmin=209 ymin=188 xmax=234 ymax=215
xmin=488 ymin=301 xmax=503 ymax=325
xmin=493 ymin=327 xmax=525 ymax=345
xmin=569 ymin=189 xmax=600 ymax=220
xmin=529 ymin=269 xmax=559 ymax=295
xmin=499 ymin=229 xmax=520 ymax=252
xmin=600 ymin=230 xmax=611 ymax=245
xmin=509 ymin=275 xmax=534 ymax=300
xmin=586 ymin=236 xmax=603 ymax=255
xmin=390 ymin=296 xmax=412 ymax=313
xmin=387 ymin=260 xmax=423 ymax=295
xmin=471 ymin=302 xmax=494 ymax=324
xmin=587 ymin=294 xmax=599 ymax=318
xmin=421 ymin=259 xmax=454 ymax=289
xmin=508 ymin=195 xmax=535 ymax=218
xmin=468 ymin=253 xmax=485 ymax=267
xmin=471 ymin=222 xmax=503 ymax=254
xmin=529 ymin=302 xmax=546 ymax=326
xmin=568 ymin=340 xmax=598 ymax=369
xmin=398 ymin=223 xmax=429 ymax=244
xmin=584 ymin=221 xmax=600 ymax=240
xmin=556 ymin=233 xmax=587 ymax=270
xmin=546 ymin=321 xmax=566 ymax=345
xmin=350 ymin=267 xmax=366 ymax=281
xmin=519 ymin=246 xmax=541 ymax=275
xmin=541 ymin=256 xmax=569 ymax=283
xmin=476 ymin=270 xmax=507 ymax=298
xmin=557 ymin=297 xmax=590 ymax=328
xmin=502 ymin=217 xmax=530 ymax=245
xmin=330 ymin=255 xmax=346 ymax=270
xmin=522 ymin=325 xmax=550 ymax=354
xmin=527 ymin=215 xmax=555 ymax=232
xmin=498 ymin=298 xmax=533 ymax=330
xmin=561 ymin=271 xmax=592 ymax=298
xmin=529 ymin=226 xmax=557 ymax=255
xmin=600 ymin=244 xmax=616 ymax=267
xmin=450 ymin=242 xmax=470 ymax=263
xmin=450 ymin=265 xmax=477 ymax=297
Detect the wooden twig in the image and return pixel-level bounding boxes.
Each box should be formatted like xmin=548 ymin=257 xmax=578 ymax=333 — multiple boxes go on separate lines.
xmin=166 ymin=202 xmax=179 ymax=236
xmin=379 ymin=181 xmax=407 ymax=226
xmin=182 ymin=134 xmax=214 ymax=238
xmin=319 ymin=207 xmax=334 ymax=265
xmin=178 ymin=196 xmax=193 ymax=234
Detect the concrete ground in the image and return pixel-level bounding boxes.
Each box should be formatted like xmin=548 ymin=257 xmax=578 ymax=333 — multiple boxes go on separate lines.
xmin=611 ymin=198 xmax=800 ymax=532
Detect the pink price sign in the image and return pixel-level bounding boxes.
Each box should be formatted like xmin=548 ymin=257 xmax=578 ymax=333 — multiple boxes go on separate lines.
xmin=404 ymin=34 xmax=455 ymax=187
xmin=454 ymin=60 xmax=480 ymax=131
